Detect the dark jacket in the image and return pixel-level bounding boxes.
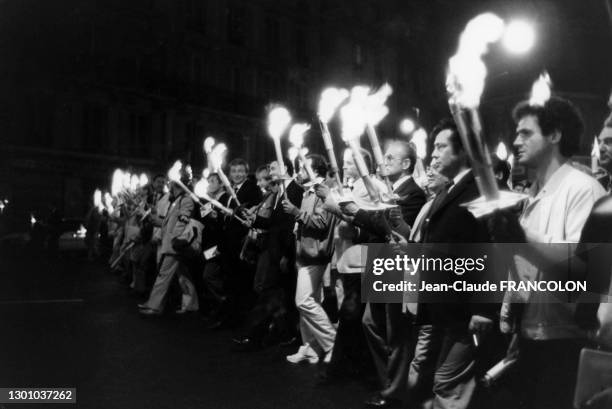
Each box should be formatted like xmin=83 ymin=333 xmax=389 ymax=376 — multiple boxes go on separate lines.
xmin=416 ymin=171 xmax=495 ymax=326
xmin=220 ymin=178 xmax=262 ymax=253
xmin=353 ymin=176 xmax=426 ymax=242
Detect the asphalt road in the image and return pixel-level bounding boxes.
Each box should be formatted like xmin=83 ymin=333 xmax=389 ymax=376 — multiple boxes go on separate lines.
xmin=0 ymin=254 xmax=373 ymax=409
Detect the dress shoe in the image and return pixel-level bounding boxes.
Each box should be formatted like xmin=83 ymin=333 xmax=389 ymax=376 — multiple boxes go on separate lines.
xmin=364 ymin=393 xmax=401 ymax=408
xmin=139 ymin=308 xmax=161 ymax=316
xmin=137 ymin=303 xmax=149 ymax=309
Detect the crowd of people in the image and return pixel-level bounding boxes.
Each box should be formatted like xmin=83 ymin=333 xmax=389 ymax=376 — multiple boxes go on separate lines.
xmin=86 ymin=94 xmax=612 ymax=409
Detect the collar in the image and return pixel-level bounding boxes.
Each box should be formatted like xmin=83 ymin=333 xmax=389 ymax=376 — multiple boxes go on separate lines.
xmin=233 ymin=180 xmax=246 ymax=191
xmin=392 ymin=175 xmax=412 ymax=192
xmin=528 ymin=162 xmax=573 ymax=200
xmin=450 ymin=168 xmax=471 ymax=191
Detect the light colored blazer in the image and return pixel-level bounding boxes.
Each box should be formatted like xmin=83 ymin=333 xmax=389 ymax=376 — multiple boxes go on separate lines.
xmin=159 ymin=193 xmax=195 ymax=256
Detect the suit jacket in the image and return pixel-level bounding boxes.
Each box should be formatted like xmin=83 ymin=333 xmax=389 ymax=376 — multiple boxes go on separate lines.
xmin=416 ymin=171 xmax=495 ymax=326
xmin=159 ymin=192 xmax=195 ymax=256
xmin=353 ymin=175 xmax=426 ymax=241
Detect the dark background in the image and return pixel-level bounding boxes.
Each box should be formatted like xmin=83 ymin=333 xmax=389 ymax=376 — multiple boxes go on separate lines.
xmin=0 ymin=0 xmax=610 ymax=223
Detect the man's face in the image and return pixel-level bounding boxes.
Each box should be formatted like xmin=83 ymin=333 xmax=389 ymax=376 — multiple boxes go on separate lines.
xmin=513 ymin=115 xmax=554 ymax=168
xmin=298 ymin=158 xmax=313 ymax=183
xmin=153 ymin=177 xmax=166 ymax=194
xmin=426 ymin=165 xmax=449 ymax=195
xmin=383 ymin=143 xmax=410 ymax=178
xmin=431 ymin=129 xmax=463 ymax=178
xmin=256 ymin=170 xmax=271 ymax=192
xmin=207 ymin=176 xmax=222 ymax=195
xmin=598 ymin=127 xmax=612 ymax=172
xmin=342 ymin=153 xmax=360 ymax=180
xmin=229 ymin=164 xmax=247 ymax=185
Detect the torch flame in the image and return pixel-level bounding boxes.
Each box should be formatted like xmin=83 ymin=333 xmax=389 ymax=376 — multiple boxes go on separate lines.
xmin=496 ymin=142 xmax=508 ymax=161
xmin=447 ymin=13 xmax=505 ymax=109
xmin=267 ymin=106 xmax=292 ymax=140
xmin=93 ymin=189 xmax=103 ymax=212
xmin=168 ymin=160 xmax=182 ymax=182
xmin=104 ymin=192 xmax=114 ymax=213
xmin=289 ymin=123 xmax=311 ymax=148
xmin=340 ymin=86 xmax=370 ymax=141
xmin=30 ymin=214 xmax=36 ymax=226
xmin=365 ymin=83 xmax=393 ymax=126
xmin=111 ymin=169 xmax=123 ymax=197
xmin=411 ymin=128 xmax=428 ymax=160
xmin=529 ymin=72 xmax=552 ymax=107
xmin=204 ymin=136 xmax=216 ymax=154
xmin=122 ymin=171 xmax=132 ymax=191
xmin=130 ymin=174 xmax=140 ymax=191
xmin=139 ymin=173 xmax=149 ymax=187
xmin=193 ymin=177 xmax=209 ymax=198
xmin=210 ymin=143 xmax=228 ymax=170
xmin=592 ymin=137 xmax=600 ymax=159
xmin=202 ymin=168 xmax=210 ymax=179
xmin=318 ymin=87 xmax=350 ymax=123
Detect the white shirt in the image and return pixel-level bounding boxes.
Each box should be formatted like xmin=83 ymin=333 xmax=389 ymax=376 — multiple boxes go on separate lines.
xmin=392 ymin=175 xmax=412 ymax=192
xmin=515 ymin=162 xmax=606 ymax=340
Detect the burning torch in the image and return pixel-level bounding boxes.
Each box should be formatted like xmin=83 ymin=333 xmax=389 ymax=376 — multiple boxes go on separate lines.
xmin=318 ymin=87 xmax=349 ymax=187
xmin=210 ymin=143 xmax=240 ymax=206
xmin=289 ymin=123 xmax=320 ymax=184
xmin=364 ymin=83 xmax=395 ymax=194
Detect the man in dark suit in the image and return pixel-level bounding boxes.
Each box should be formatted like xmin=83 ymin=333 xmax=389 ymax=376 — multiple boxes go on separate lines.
xmin=410 ymin=119 xmax=494 ymax=409
xmin=347 ymin=141 xmax=426 ymax=408
xmin=213 ymin=158 xmax=262 ymax=328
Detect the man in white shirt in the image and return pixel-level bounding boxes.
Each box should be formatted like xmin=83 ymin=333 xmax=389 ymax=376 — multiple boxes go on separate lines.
xmin=506 ymin=96 xmax=606 ymax=409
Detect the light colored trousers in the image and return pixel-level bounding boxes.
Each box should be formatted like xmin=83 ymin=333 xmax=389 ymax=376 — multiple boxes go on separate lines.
xmin=295 ymin=263 xmax=336 ymax=353
xmin=145 ymin=255 xmax=199 ymax=312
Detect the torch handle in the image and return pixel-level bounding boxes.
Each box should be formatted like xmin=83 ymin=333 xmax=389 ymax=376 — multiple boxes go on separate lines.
xmin=346 ymin=138 xmax=380 ymax=204
xmin=273 ymin=138 xmax=286 ymax=177
xmin=320 ymin=121 xmax=343 ymax=187
xmin=218 ymin=168 xmax=241 ymax=206
xmin=298 ymin=149 xmax=317 ymax=182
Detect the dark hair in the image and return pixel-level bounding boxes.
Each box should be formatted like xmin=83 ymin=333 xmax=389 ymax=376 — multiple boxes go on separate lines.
xmin=388 ymin=140 xmax=417 ymax=174
xmin=153 ymin=174 xmax=165 ymax=182
xmin=255 ymin=164 xmax=270 ymax=174
xmin=305 ymin=153 xmax=329 ymax=177
xmin=512 ymin=96 xmax=584 ymax=158
xmin=431 ymin=118 xmax=463 ymax=154
xmin=492 ymin=156 xmax=511 ymax=186
xmin=228 ymin=158 xmax=249 ymax=172
xmin=207 ymin=172 xmax=222 ymax=185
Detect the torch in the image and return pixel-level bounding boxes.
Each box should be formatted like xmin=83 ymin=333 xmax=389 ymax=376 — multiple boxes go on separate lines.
xmin=267 ymin=106 xmax=292 ymax=178
xmin=193 ymin=176 xmax=249 ymax=226
xmin=111 ymin=169 xmax=123 ymax=198
xmin=411 ymin=128 xmax=429 ymax=189
xmin=318 ymin=87 xmax=349 ymax=187
xmin=496 ymin=142 xmax=513 ymax=189
xmin=592 ymin=137 xmax=600 ymax=175
xmin=204 ymin=136 xmax=216 ymax=172
xmin=94 ymin=189 xmax=104 ymax=214
xmin=340 ymin=87 xmax=384 ymax=205
xmin=168 ymin=161 xmax=248 ymax=225
xmin=446 ymin=13 xmax=529 ymax=217
xmin=289 ymin=123 xmax=318 ymax=183
xmin=364 ymin=83 xmax=394 ymax=194
xmin=104 ymin=192 xmax=114 ymax=214
xmin=210 ymin=143 xmax=240 ymax=206
xmin=139 ymin=173 xmax=149 ymax=187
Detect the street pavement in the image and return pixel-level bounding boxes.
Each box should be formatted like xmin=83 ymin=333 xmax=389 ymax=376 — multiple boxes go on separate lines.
xmin=0 ymin=254 xmax=373 ymax=409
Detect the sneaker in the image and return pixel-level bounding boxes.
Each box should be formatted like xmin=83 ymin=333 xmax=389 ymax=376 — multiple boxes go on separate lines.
xmin=286 ymin=344 xmax=319 ymax=364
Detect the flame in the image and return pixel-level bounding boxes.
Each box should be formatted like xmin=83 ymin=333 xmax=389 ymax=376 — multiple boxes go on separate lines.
xmin=104 ymin=192 xmax=114 ymax=213
xmin=288 ymin=147 xmax=299 ymax=162
xmin=111 ymin=169 xmax=123 ymax=197
xmin=289 ymin=123 xmax=311 ymax=148
xmin=447 ymin=13 xmax=505 ymax=109
xmin=318 ymin=87 xmax=350 ymax=123
xmin=210 ymin=143 xmax=228 ymax=170
xmin=193 ymin=177 xmax=209 ymax=198
xmin=529 ymin=72 xmax=552 ymax=107
xmin=340 ymin=86 xmax=370 ymax=141
xmin=267 ymin=106 xmax=292 ymax=139
xmin=168 ymin=160 xmax=182 ymax=182
xmin=365 ymin=83 xmax=393 ymax=126
xmin=301 ymin=147 xmax=309 ymax=156
xmin=76 ymin=224 xmax=87 ymax=238
xmin=130 ymin=174 xmax=140 ymax=191
xmin=507 ymin=153 xmax=514 ymax=167
xmin=203 ymin=136 xmax=215 ymax=154
xmin=93 ymin=189 xmax=103 ymax=211
xmin=343 ymin=148 xmax=353 ymax=162
xmin=202 ymin=168 xmax=210 ymax=179
xmin=30 ymin=214 xmax=36 ymax=225
xmin=411 ymin=128 xmax=428 ymax=160
xmin=139 ymin=173 xmax=149 ymax=187
xmin=122 ymin=171 xmax=132 ymax=191
xmin=592 ymin=137 xmax=600 ymax=159
xmin=496 ymin=142 xmax=508 ymax=161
